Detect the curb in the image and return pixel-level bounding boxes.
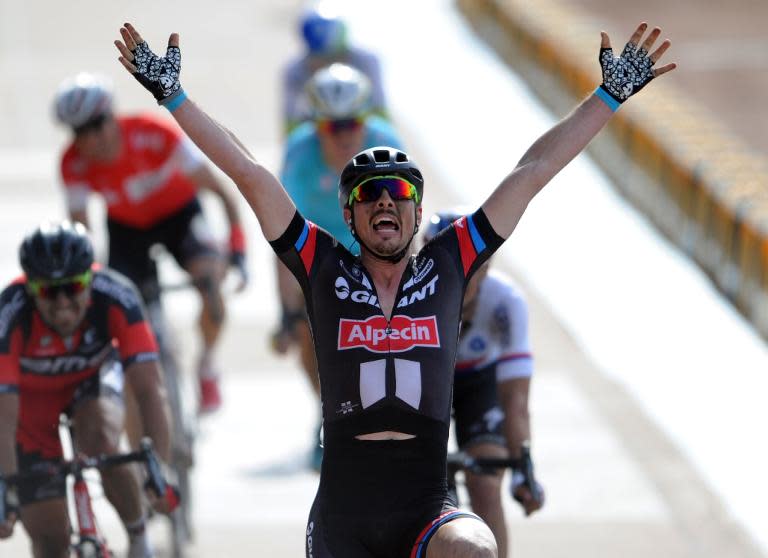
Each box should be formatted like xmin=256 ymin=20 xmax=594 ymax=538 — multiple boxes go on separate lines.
xmin=457 ymin=0 xmax=768 ymax=338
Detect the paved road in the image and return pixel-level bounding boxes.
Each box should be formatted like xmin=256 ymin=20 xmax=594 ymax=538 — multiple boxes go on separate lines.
xmin=1 ymin=1 xmax=765 ymax=557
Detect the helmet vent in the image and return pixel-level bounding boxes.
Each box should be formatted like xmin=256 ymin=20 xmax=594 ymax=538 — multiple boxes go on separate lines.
xmin=355 ymin=153 xmax=372 ymax=166
xmin=395 ymin=151 xmax=408 ymax=163
xmin=373 ymin=149 xmax=391 ymax=163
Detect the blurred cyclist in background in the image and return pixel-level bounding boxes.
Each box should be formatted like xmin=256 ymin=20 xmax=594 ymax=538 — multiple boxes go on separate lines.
xmin=423 ymin=211 xmax=545 ymax=558
xmin=53 ymin=72 xmax=249 ymax=415
xmin=0 ymin=221 xmax=173 ymax=558
xmin=275 ymin=62 xmax=404 ymax=469
xmin=282 ymin=1 xmax=389 ymax=135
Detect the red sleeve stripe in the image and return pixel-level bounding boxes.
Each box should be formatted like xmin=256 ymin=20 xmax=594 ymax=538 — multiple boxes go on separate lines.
xmin=297 ymin=220 xmax=318 ymax=275
xmin=498 ymin=352 xmax=532 ymax=363
xmin=454 ymin=217 xmax=478 ymax=276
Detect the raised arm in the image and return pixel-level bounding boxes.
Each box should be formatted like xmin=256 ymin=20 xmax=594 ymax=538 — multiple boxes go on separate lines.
xmin=114 ymin=23 xmax=295 ymax=241
xmin=482 ymin=22 xmax=675 ymax=239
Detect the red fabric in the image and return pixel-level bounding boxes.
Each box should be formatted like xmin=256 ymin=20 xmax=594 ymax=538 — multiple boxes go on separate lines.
xmin=454 ymin=217 xmax=478 ymax=276
xmin=228 ymin=225 xmax=246 ymax=253
xmin=300 ymin=221 xmax=318 ymax=275
xmin=61 ymin=114 xmax=197 ymax=229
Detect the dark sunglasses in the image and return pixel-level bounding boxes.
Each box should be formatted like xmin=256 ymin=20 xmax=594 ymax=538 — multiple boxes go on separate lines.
xmin=27 ymin=270 xmax=93 ymax=300
xmin=317 ymin=117 xmax=364 ymax=135
xmin=348 ymin=175 xmax=420 ymax=206
xmin=73 ymin=113 xmax=110 ymax=136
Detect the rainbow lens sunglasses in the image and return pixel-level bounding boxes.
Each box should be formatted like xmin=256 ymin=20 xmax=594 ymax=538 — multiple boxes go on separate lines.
xmin=27 ymin=270 xmax=93 ymax=300
xmin=317 ymin=117 xmax=364 ymax=135
xmin=348 ymin=175 xmax=420 ymax=206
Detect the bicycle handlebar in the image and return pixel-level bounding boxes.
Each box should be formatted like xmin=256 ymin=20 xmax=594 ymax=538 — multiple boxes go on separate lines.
xmin=0 ymin=438 xmax=174 ymax=522
xmin=446 ymin=451 xmax=543 ymax=503
xmin=446 ymin=452 xmax=519 ymax=476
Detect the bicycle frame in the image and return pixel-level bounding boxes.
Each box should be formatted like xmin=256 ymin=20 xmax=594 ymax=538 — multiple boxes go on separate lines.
xmin=1 ymin=439 xmax=172 ymax=558
xmin=70 ymin=467 xmax=111 ymax=557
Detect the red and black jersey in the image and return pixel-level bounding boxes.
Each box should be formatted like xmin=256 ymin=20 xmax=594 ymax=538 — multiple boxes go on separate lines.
xmin=270 ymin=208 xmax=504 ymax=446
xmin=0 ymin=267 xmax=158 ymax=456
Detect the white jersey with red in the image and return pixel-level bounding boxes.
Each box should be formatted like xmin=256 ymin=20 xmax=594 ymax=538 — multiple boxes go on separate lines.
xmin=60 ymin=113 xmax=204 ymax=229
xmin=455 ymin=269 xmax=533 ymax=382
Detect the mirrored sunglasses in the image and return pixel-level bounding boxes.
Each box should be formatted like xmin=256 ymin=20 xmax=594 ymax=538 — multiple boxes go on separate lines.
xmin=348 ymin=175 xmax=420 ymax=206
xmin=317 ymin=117 xmax=364 ymax=135
xmin=27 ymin=270 xmax=93 ymax=300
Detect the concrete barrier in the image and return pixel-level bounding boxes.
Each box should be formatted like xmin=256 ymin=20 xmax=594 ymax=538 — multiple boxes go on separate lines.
xmin=457 ymin=0 xmax=768 ymax=340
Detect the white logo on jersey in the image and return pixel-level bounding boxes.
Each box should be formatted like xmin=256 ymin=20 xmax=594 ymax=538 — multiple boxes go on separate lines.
xmin=403 ymin=258 xmax=434 ymax=290
xmin=335 ymin=277 xmax=350 ymax=299
xmin=334 ymin=277 xmax=380 ymax=307
xmin=396 ymin=275 xmax=439 ymax=308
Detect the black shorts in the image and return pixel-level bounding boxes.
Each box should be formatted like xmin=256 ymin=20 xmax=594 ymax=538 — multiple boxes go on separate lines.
xmin=306 ymin=435 xmax=478 ymax=557
xmin=452 ymin=366 xmax=505 ymax=449
xmin=107 ymin=198 xmax=219 ymax=303
xmin=15 ymin=362 xmax=124 ymax=506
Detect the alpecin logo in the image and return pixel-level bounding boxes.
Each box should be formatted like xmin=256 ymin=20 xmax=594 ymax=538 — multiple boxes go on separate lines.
xmin=338 ymin=315 xmax=440 ymax=353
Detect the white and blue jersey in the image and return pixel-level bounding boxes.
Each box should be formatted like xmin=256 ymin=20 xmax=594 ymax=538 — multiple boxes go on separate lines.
xmin=279 ymin=116 xmax=404 ymax=250
xmin=455 ymin=269 xmax=533 ymax=382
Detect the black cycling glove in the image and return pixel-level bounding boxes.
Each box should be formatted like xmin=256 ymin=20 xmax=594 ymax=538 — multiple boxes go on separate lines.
xmin=131 ymin=40 xmax=183 ymax=106
xmin=510 ymin=444 xmax=544 ymax=508
xmin=598 ymin=41 xmax=655 ymax=105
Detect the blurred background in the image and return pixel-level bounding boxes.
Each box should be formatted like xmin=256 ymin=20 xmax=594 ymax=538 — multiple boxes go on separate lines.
xmin=1 ymin=0 xmax=767 ymax=556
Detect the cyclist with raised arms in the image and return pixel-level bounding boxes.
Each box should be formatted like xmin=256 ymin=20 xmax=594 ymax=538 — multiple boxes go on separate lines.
xmin=54 ymin=72 xmax=249 ymax=414
xmin=114 ymin=20 xmax=674 ymax=557
xmin=0 ymin=221 xmax=173 ymax=558
xmin=275 ymin=62 xmax=404 ymax=469
xmin=424 ymin=211 xmax=544 ymax=558
xmin=282 ymin=1 xmax=389 ymax=135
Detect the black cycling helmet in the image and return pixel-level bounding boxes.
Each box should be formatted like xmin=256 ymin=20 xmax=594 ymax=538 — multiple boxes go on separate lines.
xmin=338 ymin=146 xmax=424 ymax=210
xmin=19 ymin=221 xmax=94 ymax=281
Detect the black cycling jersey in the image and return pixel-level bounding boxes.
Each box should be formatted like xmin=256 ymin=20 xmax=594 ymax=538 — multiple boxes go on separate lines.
xmin=271 ymin=208 xmax=503 ymax=445
xmin=271 ymin=208 xmax=503 ymax=557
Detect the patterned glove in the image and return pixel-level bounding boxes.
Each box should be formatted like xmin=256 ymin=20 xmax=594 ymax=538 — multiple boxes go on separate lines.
xmin=131 ymin=40 xmax=183 ymax=106
xmin=598 ymin=41 xmax=655 ymax=105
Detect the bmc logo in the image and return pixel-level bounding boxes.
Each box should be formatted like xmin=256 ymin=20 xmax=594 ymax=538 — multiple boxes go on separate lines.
xmin=338 ymin=315 xmax=440 ymax=353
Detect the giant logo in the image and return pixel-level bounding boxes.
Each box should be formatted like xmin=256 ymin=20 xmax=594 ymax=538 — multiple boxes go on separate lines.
xmin=338 ymin=315 xmax=440 ymax=353
xmin=335 ymin=277 xmax=350 ymax=299
xmin=334 ymin=276 xmax=380 ymax=307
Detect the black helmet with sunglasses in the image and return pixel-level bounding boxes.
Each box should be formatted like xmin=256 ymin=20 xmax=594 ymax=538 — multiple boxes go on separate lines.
xmin=338 ymin=146 xmax=424 ymax=210
xmin=20 ymin=221 xmax=94 ymax=281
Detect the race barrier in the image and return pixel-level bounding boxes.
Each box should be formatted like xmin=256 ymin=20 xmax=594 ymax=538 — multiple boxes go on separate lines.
xmin=457 ymin=0 xmax=768 ymax=339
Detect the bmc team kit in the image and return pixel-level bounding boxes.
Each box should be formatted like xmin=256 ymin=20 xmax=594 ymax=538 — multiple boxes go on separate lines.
xmin=0 ymin=437 xmax=177 ymax=558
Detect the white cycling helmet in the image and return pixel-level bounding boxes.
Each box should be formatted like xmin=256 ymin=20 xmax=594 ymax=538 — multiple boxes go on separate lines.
xmin=54 ymin=73 xmax=114 ymax=128
xmin=305 ymin=63 xmax=372 ymax=120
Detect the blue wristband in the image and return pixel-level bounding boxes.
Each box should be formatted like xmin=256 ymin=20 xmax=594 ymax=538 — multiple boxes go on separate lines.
xmin=594 ymin=86 xmax=621 ymax=112
xmin=161 ymin=89 xmax=188 ymax=113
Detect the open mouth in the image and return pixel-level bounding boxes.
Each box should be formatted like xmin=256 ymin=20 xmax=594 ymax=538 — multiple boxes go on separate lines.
xmin=372 ymin=214 xmax=400 ymax=232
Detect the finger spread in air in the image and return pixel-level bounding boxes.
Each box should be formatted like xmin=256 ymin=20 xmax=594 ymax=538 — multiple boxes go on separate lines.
xmin=627 ymin=22 xmax=648 ymax=47
xmin=124 ymin=23 xmax=144 ymax=45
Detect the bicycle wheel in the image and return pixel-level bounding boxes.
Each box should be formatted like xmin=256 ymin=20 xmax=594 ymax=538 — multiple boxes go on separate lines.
xmin=74 ymin=537 xmax=112 ymax=558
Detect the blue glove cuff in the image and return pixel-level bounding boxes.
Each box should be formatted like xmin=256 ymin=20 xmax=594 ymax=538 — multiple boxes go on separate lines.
xmin=594 ymin=86 xmax=621 ymax=112
xmin=160 ymin=89 xmax=188 ymax=112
